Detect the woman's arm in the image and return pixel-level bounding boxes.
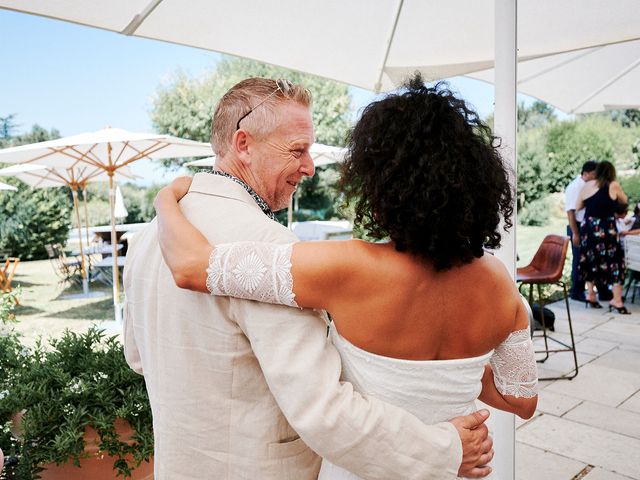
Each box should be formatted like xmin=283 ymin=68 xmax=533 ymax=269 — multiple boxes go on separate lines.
xmin=154 ymin=177 xmax=356 ymax=309
xmin=154 ymin=176 xmax=212 ymax=293
xmin=477 ymin=300 xmax=538 ymax=419
xmin=611 ymin=181 xmax=628 ymax=204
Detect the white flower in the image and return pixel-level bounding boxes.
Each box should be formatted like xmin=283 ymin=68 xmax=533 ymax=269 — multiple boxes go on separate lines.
xmin=232 ymin=252 xmax=266 ymax=293
xmin=0 ymin=390 xmax=9 ymax=400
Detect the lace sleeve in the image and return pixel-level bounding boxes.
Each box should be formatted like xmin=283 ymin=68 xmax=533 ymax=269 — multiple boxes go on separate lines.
xmin=490 ymin=328 xmax=538 ymax=398
xmin=205 ymin=242 xmax=299 ymax=308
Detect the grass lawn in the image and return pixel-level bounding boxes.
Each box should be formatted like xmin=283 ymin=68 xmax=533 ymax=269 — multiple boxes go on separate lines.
xmin=7 ymin=259 xmax=117 ymax=345
xmin=516 ymin=215 xmax=568 ymax=267
xmin=6 ymin=212 xmax=570 ymax=343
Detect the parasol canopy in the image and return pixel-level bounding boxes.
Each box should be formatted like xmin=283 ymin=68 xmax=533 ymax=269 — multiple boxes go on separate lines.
xmin=0 ymin=127 xmax=212 ymax=320
xmin=0 ymin=0 xmax=639 ymax=92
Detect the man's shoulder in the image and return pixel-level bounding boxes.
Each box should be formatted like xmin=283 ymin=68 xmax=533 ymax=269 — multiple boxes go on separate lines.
xmin=181 ymin=174 xmax=298 ymax=244
xmin=565 ymin=176 xmax=582 ymax=192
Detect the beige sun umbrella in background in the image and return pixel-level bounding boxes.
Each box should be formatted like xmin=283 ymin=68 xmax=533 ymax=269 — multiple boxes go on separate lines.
xmin=0 ymin=162 xmax=138 ymax=296
xmin=0 ymin=181 xmax=17 ymax=191
xmin=0 ymin=127 xmax=212 ymax=322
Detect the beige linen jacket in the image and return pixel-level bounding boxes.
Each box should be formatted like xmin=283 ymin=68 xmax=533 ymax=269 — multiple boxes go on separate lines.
xmin=123 ymin=173 xmax=462 ymax=480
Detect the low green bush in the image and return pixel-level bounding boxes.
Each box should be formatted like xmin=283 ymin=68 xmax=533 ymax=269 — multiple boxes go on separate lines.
xmin=519 ymin=197 xmax=550 ymax=227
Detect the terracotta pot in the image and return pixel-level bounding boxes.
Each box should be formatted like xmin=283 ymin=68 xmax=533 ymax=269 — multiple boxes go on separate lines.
xmin=39 ymin=418 xmax=153 ymax=480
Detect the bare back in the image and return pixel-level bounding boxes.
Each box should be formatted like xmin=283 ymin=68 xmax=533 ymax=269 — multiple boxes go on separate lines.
xmin=322 ymin=241 xmax=520 ymax=361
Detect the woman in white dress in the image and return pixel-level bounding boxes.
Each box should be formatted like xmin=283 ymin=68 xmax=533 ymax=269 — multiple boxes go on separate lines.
xmin=154 ymin=76 xmax=538 ymax=479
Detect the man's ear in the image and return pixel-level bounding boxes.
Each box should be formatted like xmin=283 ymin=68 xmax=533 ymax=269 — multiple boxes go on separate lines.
xmin=232 ymin=130 xmax=252 ymax=167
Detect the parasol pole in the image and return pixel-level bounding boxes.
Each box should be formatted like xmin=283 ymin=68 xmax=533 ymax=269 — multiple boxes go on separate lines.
xmin=71 ymin=183 xmax=89 ymax=294
xmin=492 ymin=0 xmax=518 ymax=478
xmin=107 ymin=144 xmax=122 ymax=323
xmin=81 ymin=183 xmax=91 ymax=247
xmin=287 ymin=196 xmax=293 ymax=229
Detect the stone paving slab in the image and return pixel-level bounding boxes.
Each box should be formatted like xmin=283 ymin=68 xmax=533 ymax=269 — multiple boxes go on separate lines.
xmin=583 ymin=468 xmax=637 ymax=480
xmin=517 ymin=414 xmax=640 ymax=478
xmin=536 ymin=349 xmax=594 ymax=374
xmin=515 ymin=298 xmax=640 ymax=479
xmin=536 ymin=390 xmax=583 ymax=416
xmin=563 ymin=401 xmax=640 ymax=440
xmin=575 ymin=337 xmax=620 ymax=356
xmin=515 ymin=443 xmax=586 ymax=480
xmin=619 ymin=391 xmax=640 ymax=414
xmin=544 ymin=363 xmax=640 ymax=407
xmin=585 ymin=320 xmax=640 ymax=347
xmin=591 ymin=347 xmax=640 ymax=374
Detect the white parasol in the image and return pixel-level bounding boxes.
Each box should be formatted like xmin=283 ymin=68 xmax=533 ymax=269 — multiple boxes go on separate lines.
xmin=0 ymin=127 xmax=212 ymax=320
xmin=0 ymin=162 xmax=138 ymax=295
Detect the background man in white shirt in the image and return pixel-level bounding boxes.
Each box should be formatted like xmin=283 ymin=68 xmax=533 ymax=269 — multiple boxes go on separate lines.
xmin=564 ymin=160 xmax=598 ymax=301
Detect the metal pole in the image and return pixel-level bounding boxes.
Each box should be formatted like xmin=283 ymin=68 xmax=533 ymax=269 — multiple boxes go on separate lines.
xmin=108 ymin=144 xmax=122 ymax=324
xmin=492 ymin=0 xmax=517 ymax=479
xmin=287 ymin=196 xmax=294 ymax=230
xmin=81 ymin=184 xmax=91 ymax=247
xmin=71 ymin=184 xmax=89 ymax=294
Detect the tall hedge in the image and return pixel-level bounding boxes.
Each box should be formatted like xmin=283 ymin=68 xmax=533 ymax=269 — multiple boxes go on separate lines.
xmin=0 ymin=179 xmax=72 ymax=260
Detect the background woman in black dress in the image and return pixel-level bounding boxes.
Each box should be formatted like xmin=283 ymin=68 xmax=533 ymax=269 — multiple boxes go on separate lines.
xmin=577 ymin=161 xmax=630 ymax=314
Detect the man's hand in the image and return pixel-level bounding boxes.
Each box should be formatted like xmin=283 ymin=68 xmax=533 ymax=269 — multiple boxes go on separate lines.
xmin=572 ymin=231 xmax=580 ymax=247
xmin=450 ymin=409 xmax=494 ymax=478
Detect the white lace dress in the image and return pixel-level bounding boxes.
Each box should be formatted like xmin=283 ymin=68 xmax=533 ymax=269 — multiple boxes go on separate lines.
xmin=206 ymin=242 xmax=538 ymax=480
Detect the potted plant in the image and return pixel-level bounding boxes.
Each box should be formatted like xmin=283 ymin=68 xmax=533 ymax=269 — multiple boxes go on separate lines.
xmin=0 ymin=321 xmax=154 ymax=480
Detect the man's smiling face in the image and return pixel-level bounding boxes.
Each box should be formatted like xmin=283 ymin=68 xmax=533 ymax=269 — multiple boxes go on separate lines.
xmin=250 ymin=101 xmax=316 ymax=211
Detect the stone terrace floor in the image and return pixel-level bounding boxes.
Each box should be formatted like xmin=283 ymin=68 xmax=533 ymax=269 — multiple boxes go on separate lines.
xmin=515 ymin=296 xmax=640 ymax=479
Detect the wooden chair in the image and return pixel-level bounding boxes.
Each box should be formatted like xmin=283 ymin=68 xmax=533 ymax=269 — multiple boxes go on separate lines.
xmin=0 ymin=251 xmax=20 ymax=299
xmin=517 ymin=234 xmax=578 ymax=381
xmin=45 ymin=244 xmax=82 ymax=288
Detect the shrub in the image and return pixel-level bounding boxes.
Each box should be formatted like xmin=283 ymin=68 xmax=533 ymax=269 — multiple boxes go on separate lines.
xmin=519 ymin=197 xmax=550 ymax=226
xmin=0 ymin=180 xmax=72 ymax=260
xmin=620 ymin=174 xmax=640 ymax=207
xmin=0 ymin=328 xmax=153 ymax=479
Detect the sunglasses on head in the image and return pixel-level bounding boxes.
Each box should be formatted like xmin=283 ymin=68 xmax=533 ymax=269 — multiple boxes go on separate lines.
xmin=236 ymin=79 xmax=292 ymax=130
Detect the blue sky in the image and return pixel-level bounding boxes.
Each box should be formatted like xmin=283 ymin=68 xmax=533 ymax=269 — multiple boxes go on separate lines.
xmin=1 ymin=8 xmax=545 ymax=185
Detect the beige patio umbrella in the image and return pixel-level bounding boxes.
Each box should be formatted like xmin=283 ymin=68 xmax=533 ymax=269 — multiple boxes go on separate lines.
xmin=1 ymin=0 xmax=639 ymax=92
xmin=0 ymin=162 xmax=138 ymax=295
xmin=468 ymin=37 xmax=640 ymax=114
xmin=0 ymin=127 xmax=212 ymax=321
xmin=0 ymin=181 xmax=17 ymax=191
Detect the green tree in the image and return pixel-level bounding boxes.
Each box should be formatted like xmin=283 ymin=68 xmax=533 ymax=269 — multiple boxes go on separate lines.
xmin=518 ymin=100 xmax=556 ymax=130
xmin=517 ymin=127 xmax=549 ymax=208
xmin=610 ymin=108 xmax=640 ymax=128
xmin=0 ymin=114 xmax=18 ymax=146
xmin=545 ymin=117 xmax=615 ymax=192
xmin=0 ymin=123 xmax=72 ymax=259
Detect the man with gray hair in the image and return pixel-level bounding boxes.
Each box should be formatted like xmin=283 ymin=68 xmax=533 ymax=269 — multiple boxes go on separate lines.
xmin=124 ymin=77 xmax=493 ymax=479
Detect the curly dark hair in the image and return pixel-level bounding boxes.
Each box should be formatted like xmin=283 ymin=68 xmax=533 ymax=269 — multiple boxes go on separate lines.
xmin=339 ymin=74 xmax=514 ymax=270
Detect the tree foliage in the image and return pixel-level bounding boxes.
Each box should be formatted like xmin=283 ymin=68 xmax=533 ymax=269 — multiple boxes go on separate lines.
xmin=544 ymin=117 xmax=615 ymax=193
xmin=509 ymin=102 xmax=640 ymax=226
xmin=83 ymin=182 xmax=163 ymax=226
xmin=0 ymin=123 xmax=72 ymax=260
